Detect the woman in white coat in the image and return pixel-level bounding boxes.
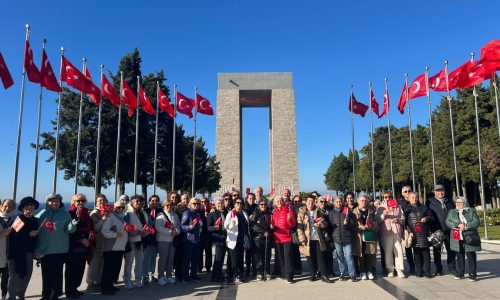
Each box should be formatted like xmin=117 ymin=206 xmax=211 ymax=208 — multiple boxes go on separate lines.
xmin=224 ymin=198 xmax=251 ymax=283
xmin=155 ymin=200 xmax=180 ymax=285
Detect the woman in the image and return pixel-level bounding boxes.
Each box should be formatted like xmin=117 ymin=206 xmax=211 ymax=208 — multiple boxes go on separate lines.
xmin=155 ymin=199 xmax=180 ymax=285
xmin=329 ymin=196 xmax=358 ymax=282
xmin=353 ymin=195 xmax=377 ymax=280
xmin=405 ymin=192 xmax=433 ymax=278
xmin=345 ymin=192 xmax=357 ymax=210
xmin=445 ymin=196 xmax=480 ymax=281
xmin=36 ymin=193 xmax=78 ymax=300
xmin=249 ymin=199 xmax=273 ymax=281
xmin=198 ymin=197 xmax=212 ymax=274
xmin=271 ymin=195 xmax=296 ymax=284
xmin=180 ymin=198 xmax=203 ymax=283
xmin=0 ymin=199 xmax=16 ymax=299
xmin=376 ymin=193 xmax=405 ymax=278
xmin=243 ymin=193 xmax=257 ymax=277
xmin=6 ymin=197 xmax=38 ymax=300
xmin=142 ymin=194 xmax=161 ymax=284
xmin=296 ymin=196 xmax=332 ymax=283
xmin=224 ymin=197 xmax=250 ymax=283
xmin=86 ymin=194 xmax=109 ymax=291
xmin=100 ymin=201 xmax=128 ymax=295
xmin=65 ymin=194 xmax=92 ymax=298
xmin=208 ymin=198 xmax=228 ymax=282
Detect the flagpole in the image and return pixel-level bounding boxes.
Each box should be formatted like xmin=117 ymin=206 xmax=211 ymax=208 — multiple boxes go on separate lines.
xmin=444 ymin=61 xmax=460 ymax=196
xmin=171 ymin=84 xmax=177 ymax=192
xmin=350 ymin=85 xmax=356 ymax=196
xmin=492 ymin=74 xmax=500 ymax=142
xmin=114 ymin=71 xmax=123 ymax=202
xmin=368 ymin=82 xmax=376 ymax=198
xmin=74 ymin=58 xmax=86 ymax=195
xmin=13 ymin=24 xmax=31 ymax=201
xmin=425 ymin=67 xmax=437 ymax=187
xmin=134 ymin=76 xmax=140 ymax=195
xmin=52 ymin=46 xmax=64 ymax=193
xmin=405 ymin=73 xmax=416 ymax=192
xmin=32 ymin=38 xmax=46 ymax=198
xmin=192 ymin=86 xmax=198 ymax=198
xmin=153 ymin=81 xmax=160 ymax=195
xmin=384 ymin=78 xmax=395 ymax=194
xmin=94 ymin=64 xmax=104 ymax=197
xmin=471 ymin=53 xmax=488 ymax=240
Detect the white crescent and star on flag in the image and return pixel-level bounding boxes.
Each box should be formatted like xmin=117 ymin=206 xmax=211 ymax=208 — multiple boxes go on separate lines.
xmin=411 ymin=81 xmax=420 ymax=94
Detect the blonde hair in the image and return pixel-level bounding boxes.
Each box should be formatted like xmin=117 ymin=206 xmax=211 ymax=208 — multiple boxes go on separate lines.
xmin=71 ymin=194 xmax=87 ymax=206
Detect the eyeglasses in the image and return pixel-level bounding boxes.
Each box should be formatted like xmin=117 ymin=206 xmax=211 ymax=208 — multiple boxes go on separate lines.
xmin=383 ymin=196 xmax=391 ymax=198
xmin=455 ymin=201 xmax=464 ymax=204
xmin=235 ymin=202 xmax=242 ymax=205
xmin=165 ymin=205 xmax=172 ymax=207
xmin=76 ymin=200 xmax=86 ymax=203
xmin=402 ymin=190 xmax=410 ymax=193
xmin=232 ymin=194 xmax=239 ymax=197
xmin=224 ymin=198 xmax=230 ymax=201
xmin=116 ymin=206 xmax=125 ymax=209
xmin=319 ymin=201 xmax=326 ymax=203
xmin=192 ymin=203 xmax=201 ymax=206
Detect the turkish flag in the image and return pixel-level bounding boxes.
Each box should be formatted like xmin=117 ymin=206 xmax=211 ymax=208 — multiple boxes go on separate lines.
xmin=447 ymin=61 xmax=470 ymax=90
xmin=100 ymin=204 xmax=114 ymax=215
xmin=387 ymin=199 xmax=397 ymax=208
xmin=101 ymin=74 xmax=120 ymax=108
xmin=408 ymin=74 xmax=427 ymax=99
xmin=414 ymin=221 xmax=422 ymax=234
xmin=40 ymin=218 xmax=55 ymax=232
xmin=123 ymin=223 xmax=137 ymax=233
xmin=214 ymin=217 xmax=222 ymax=227
xmin=192 ymin=216 xmax=201 ymax=226
xmin=143 ymin=224 xmax=155 ymax=234
xmin=397 ymin=81 xmax=408 ymax=114
xmin=61 ymin=57 xmax=99 ymax=102
xmin=24 ymin=40 xmax=41 ymax=83
xmin=315 ymin=216 xmax=325 ymax=223
xmin=120 ymin=80 xmax=138 ymax=117
xmin=452 ymin=228 xmax=462 ymax=240
xmin=83 ymin=68 xmax=101 ymax=105
xmin=245 ymin=187 xmax=250 ymax=195
xmin=348 ymin=92 xmax=368 ymax=117
xmin=341 ymin=206 xmax=348 ymax=215
xmin=196 ymin=94 xmax=214 ymax=115
xmin=164 ymin=219 xmax=173 ymax=229
xmin=379 ymin=86 xmax=389 ymax=118
xmin=139 ymin=85 xmax=155 ymax=114
xmin=176 ymin=91 xmax=195 ymax=118
xmin=40 ymin=49 xmax=61 ymax=92
xmin=12 ymin=216 xmax=25 ymax=232
xmin=456 ymin=59 xmax=496 ymax=89
xmin=429 ymin=68 xmax=447 ymax=92
xmin=84 ymin=68 xmax=92 ymax=81
xmin=0 ymin=52 xmax=14 ymax=89
xmin=158 ymin=88 xmax=174 ymax=118
xmin=370 ymin=89 xmax=380 ymax=117
xmin=480 ymin=40 xmax=500 ymax=62
xmin=150 ymin=208 xmax=156 ymax=219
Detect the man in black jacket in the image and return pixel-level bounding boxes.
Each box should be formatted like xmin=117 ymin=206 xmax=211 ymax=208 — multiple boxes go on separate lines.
xmin=426 ymin=184 xmax=456 ymax=276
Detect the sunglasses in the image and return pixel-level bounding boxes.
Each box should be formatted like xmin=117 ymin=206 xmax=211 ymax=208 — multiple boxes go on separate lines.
xmin=116 ymin=206 xmax=125 ymax=209
xmin=201 ymin=201 xmax=207 ymax=203
xmin=383 ymin=196 xmax=391 ymax=198
xmin=259 ymin=204 xmax=267 ymax=206
xmin=192 ymin=203 xmax=201 ymax=206
xmin=319 ymin=201 xmax=326 ymax=203
xmin=76 ymin=200 xmax=86 ymax=203
xmin=224 ymin=198 xmax=230 ymax=201
xmin=235 ymin=202 xmax=242 ymax=205
xmin=165 ymin=205 xmax=172 ymax=207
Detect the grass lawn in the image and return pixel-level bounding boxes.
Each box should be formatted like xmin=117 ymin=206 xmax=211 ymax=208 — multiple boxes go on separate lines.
xmin=478 ymin=225 xmax=500 ymax=240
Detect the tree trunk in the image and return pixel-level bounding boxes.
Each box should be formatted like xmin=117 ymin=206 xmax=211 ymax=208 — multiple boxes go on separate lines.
xmin=141 ymin=183 xmax=148 ymax=199
xmin=119 ymin=181 xmax=125 ymax=197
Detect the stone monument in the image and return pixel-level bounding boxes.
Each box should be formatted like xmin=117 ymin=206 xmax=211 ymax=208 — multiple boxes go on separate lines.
xmin=215 ymin=72 xmax=299 ymax=195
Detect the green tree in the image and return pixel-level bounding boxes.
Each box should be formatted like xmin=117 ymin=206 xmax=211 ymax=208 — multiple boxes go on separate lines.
xmin=324 ymin=152 xmax=350 ymax=193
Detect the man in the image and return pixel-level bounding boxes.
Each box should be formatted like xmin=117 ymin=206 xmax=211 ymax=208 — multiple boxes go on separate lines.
xmin=398 ymin=186 xmax=415 ymax=274
xmin=426 ymin=184 xmax=456 ymax=276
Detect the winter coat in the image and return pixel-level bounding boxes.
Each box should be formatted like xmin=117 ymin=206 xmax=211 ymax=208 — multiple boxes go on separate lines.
xmin=249 ymin=208 xmax=273 ymax=246
xmin=405 ymin=203 xmax=433 ymax=248
xmin=224 ymin=209 xmax=250 ymax=250
xmin=101 ymin=212 xmax=128 ymax=251
xmin=207 ymin=210 xmax=226 ymax=246
xmin=8 ymin=214 xmax=38 ymax=277
xmin=89 ymin=208 xmax=106 ymax=252
xmin=445 ymin=208 xmax=481 ymax=252
xmin=124 ymin=203 xmax=151 ymax=243
xmin=329 ymin=207 xmax=357 ymax=244
xmin=427 ymin=197 xmax=455 ymax=233
xmin=143 ymin=207 xmax=162 ymax=247
xmin=68 ymin=205 xmax=92 ymax=255
xmin=353 ymin=207 xmax=378 ymax=256
xmin=376 ymin=204 xmax=404 ymax=239
xmin=271 ymin=206 xmax=296 ymax=244
xmin=296 ymin=207 xmax=328 ymax=256
xmin=181 ymin=209 xmax=202 ymax=244
xmin=35 ymin=205 xmax=78 ymax=256
xmin=0 ymin=212 xmax=15 ymax=268
xmin=155 ymin=210 xmax=180 ymax=243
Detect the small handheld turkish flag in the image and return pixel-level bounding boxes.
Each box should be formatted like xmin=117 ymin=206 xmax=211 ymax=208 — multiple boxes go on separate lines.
xmin=271 ymin=187 xmax=276 ymax=195
xmin=315 ymin=216 xmax=325 ymax=224
xmin=415 ymin=221 xmax=422 ymax=234
xmin=326 ymin=194 xmax=332 ymax=202
xmin=387 ymin=199 xmax=397 ymax=208
xmin=214 ymin=217 xmax=222 ymax=227
xmin=192 ymin=217 xmax=201 ymax=226
xmin=40 ymin=218 xmax=55 ymax=232
xmin=164 ymin=219 xmax=173 ymax=229
xmin=452 ymin=228 xmax=462 ymax=241
xmin=100 ymin=204 xmax=114 ymax=216
xmin=143 ymin=224 xmax=155 ymax=234
xmin=123 ymin=223 xmax=137 ymax=233
xmin=12 ymin=216 xmax=25 ymax=232
xmin=342 ymin=207 xmax=348 ymax=215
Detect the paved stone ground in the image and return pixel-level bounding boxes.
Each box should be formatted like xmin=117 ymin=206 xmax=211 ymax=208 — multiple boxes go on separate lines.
xmin=22 ymin=241 xmax=500 ymax=300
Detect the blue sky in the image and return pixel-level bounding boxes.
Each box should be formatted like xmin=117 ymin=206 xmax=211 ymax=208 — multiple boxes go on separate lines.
xmin=1 ymin=0 xmax=499 ymax=202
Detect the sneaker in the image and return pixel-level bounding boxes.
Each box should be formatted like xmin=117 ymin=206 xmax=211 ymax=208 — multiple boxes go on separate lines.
xmin=141 ymin=276 xmax=149 ymax=285
xmin=234 ymin=276 xmax=241 ymax=283
xmin=286 ymin=280 xmax=293 ymax=284
xmin=387 ymin=272 xmax=395 ymax=278
xmin=468 ymin=275 xmax=477 ymax=282
xmin=256 ymin=274 xmax=263 ymax=281
xmin=166 ymin=277 xmax=176 ymax=284
xmin=133 ymin=280 xmax=144 ymax=288
xmin=397 ymin=271 xmax=406 ymax=279
xmin=158 ymin=277 xmax=167 ymax=286
xmin=265 ymin=274 xmax=272 ymax=281
xmin=350 ymin=277 xmax=358 ymax=282
xmin=339 ymin=273 xmax=347 ymax=281
xmin=150 ymin=275 xmax=158 ymax=283
xmin=361 ymin=273 xmax=368 ymax=280
xmin=124 ymin=281 xmax=134 ymax=290
xmin=367 ymin=272 xmax=374 ymax=280
xmin=454 ymin=275 xmax=464 ymax=280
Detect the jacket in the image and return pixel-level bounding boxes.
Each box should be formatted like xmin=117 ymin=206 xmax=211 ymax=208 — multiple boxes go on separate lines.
xmin=405 ymin=203 xmax=433 ymax=248
xmin=0 ymin=212 xmax=15 ymax=268
xmin=89 ymin=208 xmax=106 ymax=253
xmin=296 ymin=207 xmax=328 ymax=256
xmin=353 ymin=207 xmax=377 ymax=256
xmin=155 ymin=210 xmax=180 ymax=243
xmin=124 ymin=203 xmax=151 ymax=243
xmin=8 ymin=214 xmax=38 ymax=277
xmin=376 ymin=204 xmax=404 ymax=239
xmin=101 ymin=212 xmax=128 ymax=251
xmin=427 ymin=196 xmax=455 ymax=232
xmin=249 ymin=208 xmax=273 ymax=246
xmin=181 ymin=209 xmax=202 ymax=244
xmin=207 ymin=210 xmax=226 ymax=246
xmin=271 ymin=206 xmax=296 ymax=244
xmin=35 ymin=206 xmax=78 ymax=256
xmin=445 ymin=207 xmax=481 ymax=252
xmin=68 ymin=205 xmax=92 ymax=254
xmin=329 ymin=207 xmax=357 ymax=244
xmin=224 ymin=209 xmax=250 ymax=250
xmin=143 ymin=207 xmax=162 ymax=246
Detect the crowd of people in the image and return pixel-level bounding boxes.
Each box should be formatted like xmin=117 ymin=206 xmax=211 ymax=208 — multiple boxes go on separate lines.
xmin=0 ymin=184 xmax=482 ymax=299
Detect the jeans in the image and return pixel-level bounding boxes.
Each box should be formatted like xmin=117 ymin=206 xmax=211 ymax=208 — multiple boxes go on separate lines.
xmin=124 ymin=242 xmax=144 ymax=283
xmin=142 ymin=245 xmax=158 ymax=278
xmin=335 ymin=242 xmax=356 ymax=278
xmin=455 ymin=241 xmax=477 ymax=276
xmin=182 ymin=241 xmax=200 ymax=280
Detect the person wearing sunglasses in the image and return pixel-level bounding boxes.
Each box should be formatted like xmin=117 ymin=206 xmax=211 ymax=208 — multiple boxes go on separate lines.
xmin=224 ymin=198 xmax=251 ymax=283
xmin=243 ymin=193 xmax=257 ymax=277
xmin=142 ymin=195 xmax=162 ymax=285
xmin=249 ymin=199 xmax=273 ymax=281
xmin=100 ymin=200 xmax=128 ymax=295
xmin=156 ymin=199 xmax=180 ymax=285
xmin=86 ymin=194 xmax=109 ymax=292
xmin=398 ymin=186 xmax=415 ymax=274
xmin=207 ymin=197 xmax=228 ymax=282
xmin=316 ymin=195 xmax=336 ymax=279
xmin=271 ymin=195 xmax=296 ymax=284
xmin=180 ymin=198 xmax=203 ymax=283
xmin=198 ymin=197 xmax=212 ymax=275
xmin=353 ymin=195 xmax=377 ymax=281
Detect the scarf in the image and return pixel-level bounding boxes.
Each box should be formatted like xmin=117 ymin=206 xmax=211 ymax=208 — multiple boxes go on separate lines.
xmin=457 ymin=208 xmax=468 ymax=225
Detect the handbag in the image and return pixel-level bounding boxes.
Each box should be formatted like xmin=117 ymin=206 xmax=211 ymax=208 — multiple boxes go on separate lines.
xmin=402 ymin=228 xmax=413 ymax=248
xmin=362 ymin=230 xmax=377 ymax=242
xmin=462 ymin=230 xmax=481 ymax=247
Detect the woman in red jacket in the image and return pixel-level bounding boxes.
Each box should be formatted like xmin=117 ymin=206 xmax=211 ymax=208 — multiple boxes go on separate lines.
xmin=271 ymin=196 xmax=296 ymax=284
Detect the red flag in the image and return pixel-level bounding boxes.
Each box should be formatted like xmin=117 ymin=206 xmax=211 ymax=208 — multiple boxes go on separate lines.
xmin=397 ymin=81 xmax=408 ymax=114
xmin=164 ymin=219 xmax=173 ymax=229
xmin=451 ymin=228 xmax=462 ymax=240
xmin=158 ymin=88 xmax=174 ymax=118
xmin=408 ymin=74 xmax=427 ymax=99
xmin=192 ymin=216 xmax=201 ymax=226
xmin=196 ymin=94 xmax=214 ymax=115
xmin=84 ymin=68 xmax=92 ymax=81
xmin=447 ymin=61 xmax=470 ymax=90
xmin=379 ymin=85 xmax=389 ymax=118
xmin=83 ymin=68 xmax=100 ymax=105
xmin=214 ymin=217 xmax=222 ymax=227
xmin=100 ymin=204 xmax=114 ymax=215
xmin=348 ymin=92 xmax=368 ymax=117
xmin=24 ymin=40 xmax=40 ymax=83
xmin=341 ymin=207 xmax=348 ymax=215
xmin=40 ymin=49 xmax=61 ymax=92
xmin=387 ymin=199 xmax=397 ymax=208
xmin=40 ymin=218 xmax=55 ymax=232
xmin=150 ymin=208 xmax=156 ymax=219
xmin=101 ymin=74 xmax=120 ymax=108
xmin=414 ymin=221 xmax=422 ymax=233
xmin=139 ymin=85 xmax=155 ymax=114
xmin=61 ymin=57 xmax=97 ymax=100
xmin=245 ymin=187 xmax=250 ymax=195
xmin=121 ymin=80 xmax=137 ymax=117
xmin=176 ymin=92 xmax=195 ymax=118
xmin=429 ymin=68 xmax=447 ymax=92
xmin=0 ymin=52 xmax=14 ymax=89
xmin=123 ymin=223 xmax=137 ymax=233
xmin=315 ymin=216 xmax=325 ymax=223
xmin=370 ymin=89 xmax=380 ymax=117
xmin=143 ymin=224 xmax=155 ymax=234
xmin=480 ymin=40 xmax=500 ymax=62
xmin=456 ymin=59 xmax=494 ymax=89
